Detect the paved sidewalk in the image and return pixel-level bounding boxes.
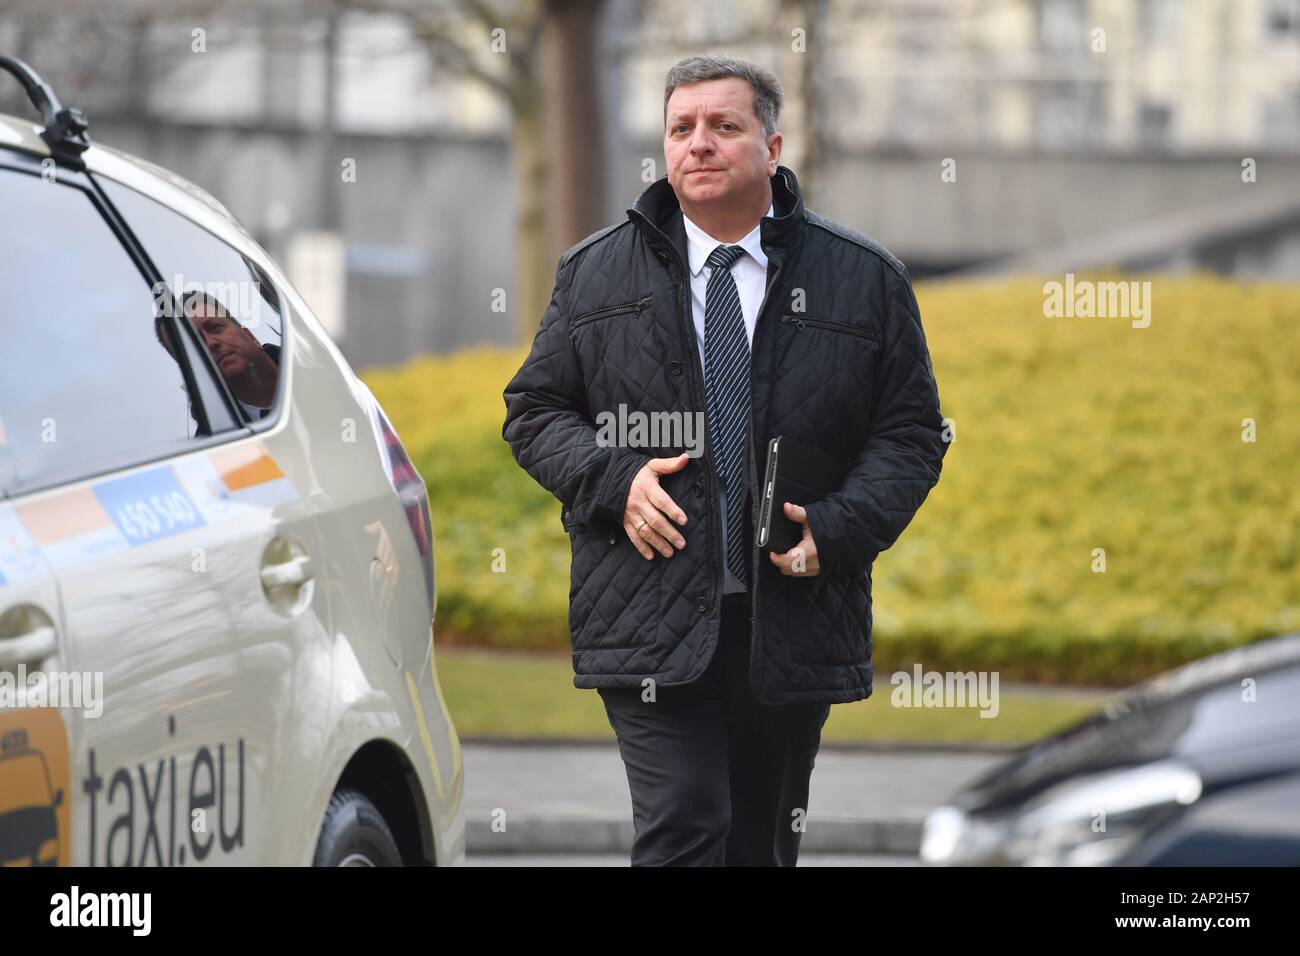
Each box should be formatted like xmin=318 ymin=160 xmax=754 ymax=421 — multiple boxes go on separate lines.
xmin=463 ymin=741 xmax=1008 ymax=857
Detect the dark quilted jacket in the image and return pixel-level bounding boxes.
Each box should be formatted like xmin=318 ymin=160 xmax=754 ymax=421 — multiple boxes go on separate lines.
xmin=502 ymin=165 xmax=947 ymax=705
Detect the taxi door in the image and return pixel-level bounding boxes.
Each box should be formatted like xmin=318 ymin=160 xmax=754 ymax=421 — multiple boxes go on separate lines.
xmin=1 ymin=159 xmax=329 ymax=866
xmin=32 ymin=440 xmax=330 ymax=867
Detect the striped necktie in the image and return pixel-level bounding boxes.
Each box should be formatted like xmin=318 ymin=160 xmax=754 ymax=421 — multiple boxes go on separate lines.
xmin=703 ymin=243 xmax=750 ymax=586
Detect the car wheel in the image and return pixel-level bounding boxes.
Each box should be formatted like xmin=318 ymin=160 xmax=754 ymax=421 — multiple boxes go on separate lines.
xmin=312 ymin=788 xmax=403 ymax=867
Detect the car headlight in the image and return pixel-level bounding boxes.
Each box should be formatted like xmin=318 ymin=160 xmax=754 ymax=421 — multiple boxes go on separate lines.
xmin=922 ymin=760 xmax=1202 ymax=866
xmin=921 ymin=805 xmax=1009 ymax=865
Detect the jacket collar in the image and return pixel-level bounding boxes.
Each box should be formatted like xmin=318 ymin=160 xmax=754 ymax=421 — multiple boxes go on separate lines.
xmin=628 ymin=164 xmax=807 ymax=270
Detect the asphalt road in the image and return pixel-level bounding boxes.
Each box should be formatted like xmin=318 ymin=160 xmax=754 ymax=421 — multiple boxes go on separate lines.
xmin=462 ymin=741 xmax=1006 ymax=857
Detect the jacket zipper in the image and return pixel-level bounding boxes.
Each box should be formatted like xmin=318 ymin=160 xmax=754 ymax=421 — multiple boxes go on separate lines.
xmin=571 ymin=295 xmax=651 ymax=329
xmin=781 ymin=314 xmax=879 ymax=342
xmin=749 ymin=260 xmax=782 ymax=623
xmin=648 ymin=244 xmax=724 ymax=616
xmin=613 ymin=223 xmax=728 ymax=608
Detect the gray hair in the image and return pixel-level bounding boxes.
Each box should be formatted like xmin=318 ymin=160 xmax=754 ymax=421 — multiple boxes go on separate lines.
xmin=663 ymin=54 xmax=783 ymax=139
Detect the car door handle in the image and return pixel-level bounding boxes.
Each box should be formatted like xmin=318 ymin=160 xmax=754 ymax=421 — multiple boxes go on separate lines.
xmin=0 ymin=624 xmax=58 ymax=668
xmin=261 ymin=554 xmax=314 ymax=589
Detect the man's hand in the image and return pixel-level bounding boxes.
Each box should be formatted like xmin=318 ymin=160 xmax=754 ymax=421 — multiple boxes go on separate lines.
xmin=624 ymin=452 xmax=690 ymax=559
xmin=768 ymin=501 xmax=821 ymax=576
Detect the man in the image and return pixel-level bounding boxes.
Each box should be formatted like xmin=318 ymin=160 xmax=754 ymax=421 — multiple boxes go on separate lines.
xmin=155 ymin=291 xmax=281 ymax=426
xmin=502 ymin=54 xmax=947 ymax=866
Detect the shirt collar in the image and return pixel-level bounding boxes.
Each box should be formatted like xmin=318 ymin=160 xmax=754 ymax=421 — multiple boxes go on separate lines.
xmin=683 ymin=202 xmax=774 ymax=277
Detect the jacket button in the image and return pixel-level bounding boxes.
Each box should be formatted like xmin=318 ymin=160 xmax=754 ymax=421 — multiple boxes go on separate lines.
xmin=693 ymin=478 xmax=704 ymax=495
xmin=669 ymin=361 xmax=682 ymax=376
xmin=695 ymin=596 xmax=708 ymax=613
xmin=609 ymin=535 xmax=617 ymax=544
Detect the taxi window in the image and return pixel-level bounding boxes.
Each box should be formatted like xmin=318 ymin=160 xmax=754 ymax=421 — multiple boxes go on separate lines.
xmin=0 ymin=167 xmax=226 ymax=495
xmin=96 ymin=178 xmax=285 ymax=429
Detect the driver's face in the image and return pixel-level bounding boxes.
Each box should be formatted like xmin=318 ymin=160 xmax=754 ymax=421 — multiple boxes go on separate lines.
xmin=187 ymin=305 xmax=259 ymax=378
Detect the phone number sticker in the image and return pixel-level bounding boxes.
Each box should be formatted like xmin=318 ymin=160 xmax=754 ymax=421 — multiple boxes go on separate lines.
xmin=94 ymin=467 xmax=206 ymax=546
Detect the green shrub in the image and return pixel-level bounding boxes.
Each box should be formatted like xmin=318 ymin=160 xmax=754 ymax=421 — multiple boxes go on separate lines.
xmin=361 ymin=275 xmax=1300 ymax=685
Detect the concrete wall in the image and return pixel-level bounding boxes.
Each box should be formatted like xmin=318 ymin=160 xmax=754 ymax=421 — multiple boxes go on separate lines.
xmin=89 ymin=120 xmax=1300 ymax=370
xmin=92 ymin=118 xmax=512 ymax=369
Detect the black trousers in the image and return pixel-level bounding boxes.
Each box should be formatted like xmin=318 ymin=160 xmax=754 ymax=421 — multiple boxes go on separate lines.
xmin=597 ymin=591 xmax=832 ymax=866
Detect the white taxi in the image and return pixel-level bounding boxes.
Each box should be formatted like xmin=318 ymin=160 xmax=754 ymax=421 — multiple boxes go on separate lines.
xmin=0 ymin=58 xmax=464 ymax=866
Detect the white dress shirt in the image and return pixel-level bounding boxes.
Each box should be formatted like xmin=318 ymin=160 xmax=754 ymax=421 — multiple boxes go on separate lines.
xmin=682 ymin=202 xmax=774 ymax=594
xmin=238 ymin=399 xmax=271 ymax=421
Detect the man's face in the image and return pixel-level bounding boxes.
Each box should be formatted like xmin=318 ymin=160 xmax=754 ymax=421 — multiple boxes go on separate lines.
xmin=664 ymin=77 xmax=781 ymax=208
xmin=187 ymin=302 xmax=260 ymax=379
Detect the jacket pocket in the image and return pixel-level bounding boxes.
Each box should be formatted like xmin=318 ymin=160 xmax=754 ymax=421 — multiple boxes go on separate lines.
xmin=780 ymin=313 xmax=881 ymax=346
xmin=561 ymin=505 xmax=585 ymax=534
xmin=571 ymin=294 xmax=653 ymax=329
xmin=785 ymin=573 xmax=871 ymax=667
xmin=567 ymin=526 xmax=656 ymax=652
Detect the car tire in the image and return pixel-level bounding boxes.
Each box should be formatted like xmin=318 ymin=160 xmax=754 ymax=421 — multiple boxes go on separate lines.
xmin=312 ymin=788 xmax=403 ymax=867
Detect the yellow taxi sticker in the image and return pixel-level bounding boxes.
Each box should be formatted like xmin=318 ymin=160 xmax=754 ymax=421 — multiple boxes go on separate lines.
xmin=0 ymin=707 xmax=71 ymax=866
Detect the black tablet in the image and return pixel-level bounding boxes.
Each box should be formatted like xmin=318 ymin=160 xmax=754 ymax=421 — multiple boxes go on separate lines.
xmin=756 ymin=436 xmax=851 ymax=553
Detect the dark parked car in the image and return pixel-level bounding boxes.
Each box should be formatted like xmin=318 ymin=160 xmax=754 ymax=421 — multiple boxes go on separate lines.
xmin=921 ymin=634 xmax=1300 ymax=865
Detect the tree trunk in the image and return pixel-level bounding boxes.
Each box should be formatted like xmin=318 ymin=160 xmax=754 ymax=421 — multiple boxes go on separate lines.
xmin=511 ymin=84 xmax=551 ymax=343
xmin=542 ymin=0 xmax=608 ymax=268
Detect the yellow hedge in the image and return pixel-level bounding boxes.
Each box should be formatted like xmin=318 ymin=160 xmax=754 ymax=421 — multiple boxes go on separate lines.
xmin=361 ymin=274 xmax=1300 ymax=685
